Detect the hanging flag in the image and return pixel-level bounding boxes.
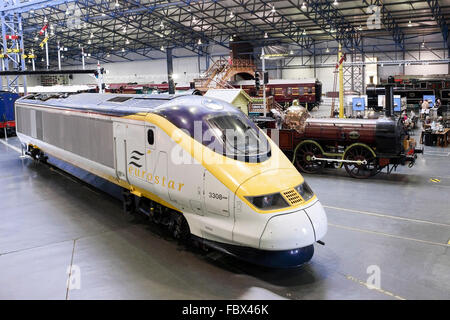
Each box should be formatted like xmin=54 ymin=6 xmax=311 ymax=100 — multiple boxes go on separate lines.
xmin=5 ymin=35 xmax=19 ymax=40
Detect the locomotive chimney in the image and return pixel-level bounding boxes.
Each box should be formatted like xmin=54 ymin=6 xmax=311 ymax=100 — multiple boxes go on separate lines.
xmin=384 ymin=76 xmax=395 ymax=118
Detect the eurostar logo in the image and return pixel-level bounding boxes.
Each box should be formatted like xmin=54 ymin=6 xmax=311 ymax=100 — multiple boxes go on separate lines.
xmin=127 ymin=150 xmax=184 ymax=191
xmin=128 ymin=150 xmax=144 ymax=168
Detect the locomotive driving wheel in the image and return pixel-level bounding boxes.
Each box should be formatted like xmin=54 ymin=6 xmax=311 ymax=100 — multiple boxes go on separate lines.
xmin=294 ymin=141 xmax=325 ymax=174
xmin=343 ymin=145 xmax=377 ymax=179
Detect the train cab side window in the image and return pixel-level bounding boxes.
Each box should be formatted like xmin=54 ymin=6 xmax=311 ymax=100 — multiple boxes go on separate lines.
xmin=147 ymin=129 xmax=154 ymax=145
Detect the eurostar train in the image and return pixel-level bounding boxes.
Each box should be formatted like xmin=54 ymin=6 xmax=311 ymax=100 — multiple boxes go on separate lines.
xmin=15 ymin=92 xmax=327 ymax=268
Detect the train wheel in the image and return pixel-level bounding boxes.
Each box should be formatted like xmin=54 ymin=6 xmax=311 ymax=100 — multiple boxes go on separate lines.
xmin=343 ymin=145 xmax=377 ymax=179
xmin=294 ymin=141 xmax=325 ymax=173
xmin=170 ymin=213 xmax=190 ymax=241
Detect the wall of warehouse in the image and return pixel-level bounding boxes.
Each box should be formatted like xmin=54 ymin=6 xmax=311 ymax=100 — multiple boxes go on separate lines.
xmin=277 ymin=49 xmax=449 ymax=94
xmin=65 ymin=55 xmax=205 ymax=86
xmin=0 ymin=75 xmax=41 ymax=91
xmin=24 ymin=46 xmax=447 ymax=96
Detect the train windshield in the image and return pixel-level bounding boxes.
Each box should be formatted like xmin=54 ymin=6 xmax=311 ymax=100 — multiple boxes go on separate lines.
xmin=206 ymin=114 xmax=271 ymax=162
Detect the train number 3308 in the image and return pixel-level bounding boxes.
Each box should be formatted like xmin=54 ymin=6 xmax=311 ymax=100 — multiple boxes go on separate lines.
xmin=208 ymin=192 xmax=227 ymax=200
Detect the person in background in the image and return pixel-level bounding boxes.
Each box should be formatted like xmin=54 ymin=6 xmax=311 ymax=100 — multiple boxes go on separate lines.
xmin=419 ymin=100 xmax=424 ymax=120
xmin=409 ymin=110 xmax=418 ymax=129
xmin=436 ymin=99 xmax=443 ymax=117
xmin=401 ymin=110 xmax=408 ymax=121
xmin=423 ymin=116 xmax=432 ymax=129
xmin=420 ymin=99 xmax=430 ymax=121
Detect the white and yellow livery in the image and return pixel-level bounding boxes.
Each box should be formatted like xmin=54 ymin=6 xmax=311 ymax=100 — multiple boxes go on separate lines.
xmin=15 ymin=92 xmax=327 ymax=267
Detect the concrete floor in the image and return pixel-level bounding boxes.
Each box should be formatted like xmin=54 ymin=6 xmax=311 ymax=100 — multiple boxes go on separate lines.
xmin=0 ymin=124 xmax=449 ymax=299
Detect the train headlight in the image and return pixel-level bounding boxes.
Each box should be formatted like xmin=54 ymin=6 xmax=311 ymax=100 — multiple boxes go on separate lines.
xmin=294 ymin=182 xmax=314 ymax=201
xmin=245 ymin=193 xmax=289 ymax=211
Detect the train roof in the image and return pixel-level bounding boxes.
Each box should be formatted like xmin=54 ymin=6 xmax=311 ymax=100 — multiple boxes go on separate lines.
xmin=16 ymin=91 xmax=239 ymax=118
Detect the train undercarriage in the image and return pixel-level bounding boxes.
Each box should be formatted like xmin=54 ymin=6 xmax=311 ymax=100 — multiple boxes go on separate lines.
xmin=292 ymin=140 xmax=421 ymax=179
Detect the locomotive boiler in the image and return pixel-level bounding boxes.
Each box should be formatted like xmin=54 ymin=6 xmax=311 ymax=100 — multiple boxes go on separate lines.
xmin=264 ymin=117 xmax=420 ymax=178
xmin=14 ymin=92 xmax=327 ymax=268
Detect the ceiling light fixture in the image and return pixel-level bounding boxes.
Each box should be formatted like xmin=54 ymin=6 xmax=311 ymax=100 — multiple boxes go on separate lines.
xmin=264 ymin=32 xmax=268 ymax=38
xmin=408 ymin=20 xmax=412 ymax=27
xmin=115 ymin=0 xmax=120 ymax=7
xmin=333 ymin=0 xmax=338 ymax=6
xmin=271 ymin=5 xmax=276 ymax=14
xmin=229 ymin=11 xmax=234 ymax=18
xmin=301 ymin=2 xmax=306 ymax=10
xmin=160 ymin=45 xmax=165 ymax=51
xmin=198 ymin=39 xmax=202 ymax=45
